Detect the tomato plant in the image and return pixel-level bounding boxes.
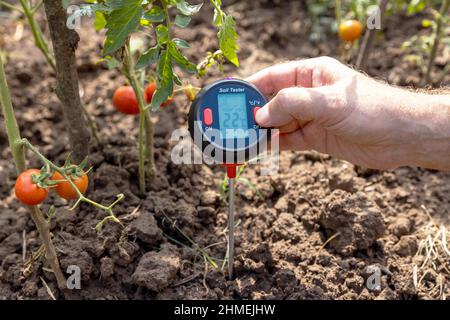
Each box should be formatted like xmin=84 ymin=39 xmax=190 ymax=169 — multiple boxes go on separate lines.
xmin=71 ymin=0 xmax=240 ymax=195
xmin=0 ymin=55 xmax=125 ymax=289
xmin=14 ymin=169 xmax=49 ymax=205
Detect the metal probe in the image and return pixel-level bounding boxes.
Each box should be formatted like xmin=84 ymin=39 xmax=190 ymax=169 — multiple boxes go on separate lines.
xmin=227 ymin=177 xmax=235 ymax=280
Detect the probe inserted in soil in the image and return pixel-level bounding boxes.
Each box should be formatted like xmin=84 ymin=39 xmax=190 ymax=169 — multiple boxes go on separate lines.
xmin=225 ymin=164 xmax=237 ymax=279
xmin=227 ymin=176 xmax=235 ymax=279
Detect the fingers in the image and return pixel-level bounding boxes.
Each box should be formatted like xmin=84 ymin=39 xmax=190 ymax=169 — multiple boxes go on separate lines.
xmin=256 ymin=86 xmax=337 ymax=128
xmin=246 ymin=56 xmax=350 ymax=97
xmin=278 ymin=121 xmax=301 ymax=134
xmin=276 ymin=130 xmax=308 ymax=151
xmin=246 ymin=60 xmax=313 ymax=97
xmin=276 ymin=122 xmax=328 ymax=153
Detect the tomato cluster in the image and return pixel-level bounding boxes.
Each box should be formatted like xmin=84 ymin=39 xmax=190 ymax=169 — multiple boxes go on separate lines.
xmin=112 ymin=81 xmax=173 ymax=115
xmin=14 ymin=169 xmax=89 ymax=205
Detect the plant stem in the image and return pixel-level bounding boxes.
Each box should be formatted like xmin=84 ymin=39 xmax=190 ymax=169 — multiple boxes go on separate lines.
xmin=162 ymin=0 xmax=172 ymax=33
xmin=137 ymin=111 xmax=146 ymax=194
xmin=43 ymin=0 xmax=91 ymax=164
xmin=19 ymin=0 xmax=103 ymax=148
xmin=0 ymin=0 xmax=23 ymax=12
xmin=32 ymin=0 xmax=43 ymax=14
xmin=422 ymin=0 xmax=449 ymax=86
xmin=144 ymin=111 xmax=156 ymax=178
xmin=0 ymin=57 xmax=25 ymax=171
xmin=123 ymin=40 xmax=156 ymax=195
xmin=209 ymin=0 xmax=222 ymax=15
xmin=28 ymin=206 xmax=67 ymax=289
xmin=335 ymin=0 xmax=342 ymax=27
xmin=0 ymin=55 xmax=66 ymax=290
xmin=19 ymin=0 xmax=56 ymax=71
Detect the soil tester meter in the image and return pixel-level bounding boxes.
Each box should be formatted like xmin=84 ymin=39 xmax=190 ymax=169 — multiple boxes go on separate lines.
xmin=189 ymin=78 xmax=269 ymax=279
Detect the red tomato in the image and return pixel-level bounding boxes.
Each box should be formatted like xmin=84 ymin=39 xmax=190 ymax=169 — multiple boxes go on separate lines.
xmin=15 ymin=169 xmax=49 ymax=205
xmin=162 ymin=97 xmax=174 ymax=107
xmin=144 ymin=81 xmax=173 ymax=107
xmin=53 ymin=171 xmax=89 ymax=200
xmin=113 ymin=86 xmax=140 ymax=115
xmin=144 ymin=81 xmax=156 ymax=103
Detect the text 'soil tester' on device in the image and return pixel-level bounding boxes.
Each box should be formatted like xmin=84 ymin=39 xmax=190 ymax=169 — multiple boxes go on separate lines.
xmin=189 ymin=78 xmax=271 ymax=279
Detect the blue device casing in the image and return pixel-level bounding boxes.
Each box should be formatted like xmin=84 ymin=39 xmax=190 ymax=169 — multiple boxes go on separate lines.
xmin=188 ymin=79 xmax=270 ymax=164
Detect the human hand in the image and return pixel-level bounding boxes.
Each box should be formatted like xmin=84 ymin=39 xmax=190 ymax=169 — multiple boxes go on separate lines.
xmin=247 ymin=57 xmax=450 ymax=170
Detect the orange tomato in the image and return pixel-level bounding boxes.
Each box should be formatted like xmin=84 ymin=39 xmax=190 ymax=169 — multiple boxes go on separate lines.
xmin=338 ymin=20 xmax=363 ymax=42
xmin=53 ymin=171 xmax=89 ymax=200
xmin=15 ymin=169 xmax=49 ymax=205
xmin=112 ymin=86 xmax=140 ymax=115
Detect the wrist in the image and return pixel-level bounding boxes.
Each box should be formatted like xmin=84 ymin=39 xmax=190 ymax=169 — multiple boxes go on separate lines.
xmin=406 ymin=93 xmax=450 ymax=170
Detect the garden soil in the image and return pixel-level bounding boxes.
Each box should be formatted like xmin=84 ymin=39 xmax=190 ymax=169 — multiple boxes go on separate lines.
xmin=0 ymin=0 xmax=449 ymax=300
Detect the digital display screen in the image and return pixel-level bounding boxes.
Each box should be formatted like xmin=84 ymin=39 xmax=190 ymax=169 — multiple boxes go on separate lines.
xmin=218 ymin=93 xmax=248 ymax=139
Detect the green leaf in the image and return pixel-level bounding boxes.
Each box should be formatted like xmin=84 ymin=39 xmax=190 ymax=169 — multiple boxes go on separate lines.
xmin=173 ymin=38 xmax=190 ymax=48
xmin=98 ymin=56 xmax=120 ymax=70
xmin=94 ymin=12 xmax=107 ymax=31
xmin=103 ymin=0 xmax=143 ymax=55
xmin=151 ymin=50 xmax=174 ymax=110
xmin=168 ymin=41 xmax=197 ymax=74
xmin=407 ymin=0 xmax=426 ymax=15
xmin=175 ymin=0 xmax=203 ymax=16
xmin=156 ymin=24 xmax=169 ymax=44
xmin=136 ymin=46 xmax=160 ymax=69
xmin=143 ymin=5 xmax=165 ymax=23
xmin=218 ymin=15 xmax=239 ymax=67
xmin=174 ymin=14 xmax=191 ymax=28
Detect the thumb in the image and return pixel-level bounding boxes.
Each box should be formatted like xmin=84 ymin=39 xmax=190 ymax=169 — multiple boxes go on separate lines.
xmin=255 ymin=86 xmax=341 ymax=128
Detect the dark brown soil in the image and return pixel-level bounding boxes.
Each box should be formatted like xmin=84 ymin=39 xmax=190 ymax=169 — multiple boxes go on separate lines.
xmin=0 ymin=0 xmax=449 ymax=300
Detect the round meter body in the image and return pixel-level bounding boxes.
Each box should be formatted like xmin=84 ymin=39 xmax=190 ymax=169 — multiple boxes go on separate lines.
xmin=188 ymin=79 xmax=270 ymax=164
